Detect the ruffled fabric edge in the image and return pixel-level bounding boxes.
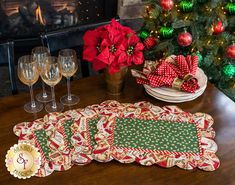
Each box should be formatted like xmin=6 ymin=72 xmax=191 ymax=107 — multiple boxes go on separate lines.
xmin=12 ymin=100 xmax=219 ymax=174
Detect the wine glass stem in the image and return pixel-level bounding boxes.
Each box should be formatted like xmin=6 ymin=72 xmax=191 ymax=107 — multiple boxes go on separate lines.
xmin=51 ymin=86 xmax=57 ymax=109
xmin=42 ymin=81 xmax=47 ymax=98
xmin=29 ymin=85 xmax=36 ymax=108
xmin=67 ymin=77 xmax=72 ymax=101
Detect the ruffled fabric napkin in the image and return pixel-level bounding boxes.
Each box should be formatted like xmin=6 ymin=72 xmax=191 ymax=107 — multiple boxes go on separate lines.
xmin=132 ymin=55 xmax=200 ymax=93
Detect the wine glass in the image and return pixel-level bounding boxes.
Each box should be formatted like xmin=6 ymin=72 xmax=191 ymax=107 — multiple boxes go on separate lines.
xmin=32 ymin=46 xmax=52 ymax=103
xmin=58 ymin=49 xmax=80 ymax=105
xmin=18 ymin=55 xmax=43 ymax=113
xmin=40 ymin=56 xmax=64 ymax=113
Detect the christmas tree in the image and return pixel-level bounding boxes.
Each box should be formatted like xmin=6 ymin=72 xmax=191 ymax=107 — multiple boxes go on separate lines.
xmin=139 ymin=0 xmax=235 ymax=101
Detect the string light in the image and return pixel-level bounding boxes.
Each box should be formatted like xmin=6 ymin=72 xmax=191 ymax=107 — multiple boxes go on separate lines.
xmin=207 ymin=39 xmax=212 ymax=45
xmin=191 ymin=46 xmax=197 ymax=52
xmin=184 ymin=15 xmax=189 ymax=20
xmin=219 ymin=40 xmax=224 ymax=45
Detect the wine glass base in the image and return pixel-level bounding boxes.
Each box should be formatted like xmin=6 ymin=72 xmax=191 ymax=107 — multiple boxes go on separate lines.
xmin=36 ymin=91 xmax=52 ymax=103
xmin=24 ymin=101 xmax=43 ymax=113
xmin=45 ymin=102 xmax=64 ymax=113
xmin=60 ymin=94 xmax=80 ymax=106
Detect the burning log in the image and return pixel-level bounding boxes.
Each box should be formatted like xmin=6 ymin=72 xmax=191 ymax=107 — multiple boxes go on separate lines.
xmin=18 ymin=5 xmax=36 ymax=24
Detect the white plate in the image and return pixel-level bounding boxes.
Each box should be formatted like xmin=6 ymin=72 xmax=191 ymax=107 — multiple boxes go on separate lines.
xmin=146 ymin=86 xmax=206 ymax=102
xmin=145 ymin=83 xmax=207 ymax=100
xmin=145 ymin=84 xmax=206 ymax=98
xmin=144 ymin=68 xmax=207 ymax=97
xmin=146 ymin=84 xmax=206 ymax=99
xmin=145 ymin=88 xmax=205 ymax=103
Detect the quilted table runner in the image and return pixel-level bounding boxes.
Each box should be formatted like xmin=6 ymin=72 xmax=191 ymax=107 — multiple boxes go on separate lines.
xmin=12 ymin=101 xmax=220 ymax=178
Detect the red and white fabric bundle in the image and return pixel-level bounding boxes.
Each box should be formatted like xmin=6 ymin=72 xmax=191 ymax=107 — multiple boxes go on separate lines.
xmin=132 ymin=55 xmax=200 ymax=93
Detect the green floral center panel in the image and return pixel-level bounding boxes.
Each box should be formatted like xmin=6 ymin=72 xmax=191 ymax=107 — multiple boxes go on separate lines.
xmin=113 ymin=118 xmax=200 ymax=153
xmin=35 ymin=129 xmax=51 ymax=160
xmin=64 ymin=120 xmax=74 ymax=149
xmin=88 ymin=118 xmax=99 ymax=148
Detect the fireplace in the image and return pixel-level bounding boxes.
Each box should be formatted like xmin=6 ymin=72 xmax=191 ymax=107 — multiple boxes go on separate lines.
xmin=0 ymin=0 xmax=117 ymax=38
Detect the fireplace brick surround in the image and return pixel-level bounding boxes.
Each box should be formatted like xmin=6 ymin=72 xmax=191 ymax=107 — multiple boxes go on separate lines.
xmin=118 ymin=0 xmax=144 ymax=19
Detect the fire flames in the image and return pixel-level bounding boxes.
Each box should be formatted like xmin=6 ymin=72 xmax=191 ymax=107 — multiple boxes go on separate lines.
xmin=35 ymin=5 xmax=46 ymax=25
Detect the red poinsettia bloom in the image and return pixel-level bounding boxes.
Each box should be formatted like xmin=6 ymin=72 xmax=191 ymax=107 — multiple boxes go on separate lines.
xmin=106 ymin=18 xmax=135 ymax=38
xmin=118 ymin=34 xmax=144 ymax=67
xmin=83 ymin=19 xmax=144 ymax=74
xmin=83 ymin=26 xmax=109 ymax=70
xmin=83 ymin=30 xmax=101 ymax=61
xmin=96 ymin=33 xmax=124 ymax=73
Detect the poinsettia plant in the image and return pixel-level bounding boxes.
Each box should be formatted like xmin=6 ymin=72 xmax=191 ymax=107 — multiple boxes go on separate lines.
xmin=83 ymin=19 xmax=145 ymax=74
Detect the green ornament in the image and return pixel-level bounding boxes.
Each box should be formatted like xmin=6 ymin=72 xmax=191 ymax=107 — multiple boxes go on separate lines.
xmin=225 ymin=2 xmax=235 ymax=15
xmin=196 ymin=51 xmax=203 ymax=67
xmin=160 ymin=26 xmax=174 ymax=39
xmin=139 ymin=30 xmax=150 ymax=40
xmin=222 ymin=64 xmax=235 ymax=78
xmin=179 ymin=0 xmax=194 ymax=12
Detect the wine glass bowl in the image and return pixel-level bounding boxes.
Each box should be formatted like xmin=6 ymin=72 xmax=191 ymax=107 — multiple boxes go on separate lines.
xmin=40 ymin=58 xmax=62 ymax=87
xmin=32 ymin=46 xmax=52 ymax=103
xmin=58 ymin=49 xmax=80 ymax=106
xmin=59 ymin=49 xmax=78 ymax=77
xmin=40 ymin=56 xmax=64 ymax=113
xmin=17 ymin=55 xmax=43 ymax=113
xmin=18 ymin=57 xmax=39 ymax=86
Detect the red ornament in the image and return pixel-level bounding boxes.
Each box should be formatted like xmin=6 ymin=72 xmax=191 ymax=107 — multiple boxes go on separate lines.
xmin=144 ymin=36 xmax=157 ymax=49
xmin=226 ymin=44 xmax=235 ymax=59
xmin=212 ymin=20 xmax=224 ymax=35
xmin=160 ymin=0 xmax=174 ymax=11
xmin=177 ymin=31 xmax=192 ymax=47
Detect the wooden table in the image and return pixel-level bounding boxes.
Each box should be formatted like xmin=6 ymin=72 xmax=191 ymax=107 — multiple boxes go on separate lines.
xmin=1 ymin=72 xmax=235 ymax=185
